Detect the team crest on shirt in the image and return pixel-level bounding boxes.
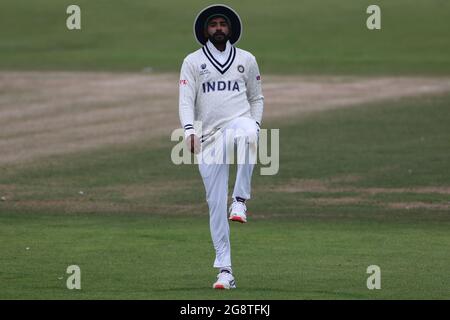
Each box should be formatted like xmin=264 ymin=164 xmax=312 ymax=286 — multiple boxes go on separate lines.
xmin=237 ymin=65 xmax=245 ymax=73
xmin=199 ymin=63 xmax=210 ymax=76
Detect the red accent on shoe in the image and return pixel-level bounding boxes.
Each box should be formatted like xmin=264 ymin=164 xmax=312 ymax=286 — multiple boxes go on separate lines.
xmin=229 ymin=216 xmax=246 ymax=223
xmin=214 ymin=284 xmax=225 ymax=289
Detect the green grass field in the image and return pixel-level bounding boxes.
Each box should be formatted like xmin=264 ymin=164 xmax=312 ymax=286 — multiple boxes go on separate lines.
xmin=1 ymin=0 xmax=449 ymax=300
xmin=1 ymin=0 xmax=450 ymax=74
xmin=1 ymin=94 xmax=449 ymax=299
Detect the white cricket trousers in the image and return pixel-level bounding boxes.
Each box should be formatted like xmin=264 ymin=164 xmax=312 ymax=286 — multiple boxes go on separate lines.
xmin=197 ymin=116 xmax=259 ymax=269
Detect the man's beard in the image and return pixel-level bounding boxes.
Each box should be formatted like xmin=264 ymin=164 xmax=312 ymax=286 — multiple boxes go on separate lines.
xmin=210 ymin=32 xmax=229 ymax=45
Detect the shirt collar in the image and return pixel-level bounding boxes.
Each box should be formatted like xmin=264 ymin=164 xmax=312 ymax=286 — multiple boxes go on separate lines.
xmin=206 ymin=40 xmax=231 ymax=58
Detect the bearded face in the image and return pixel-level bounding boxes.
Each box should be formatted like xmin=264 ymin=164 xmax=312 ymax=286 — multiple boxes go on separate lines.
xmin=206 ymin=16 xmax=231 ymax=45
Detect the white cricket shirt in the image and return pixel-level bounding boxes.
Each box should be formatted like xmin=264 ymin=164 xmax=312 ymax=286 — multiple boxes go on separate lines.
xmin=179 ymin=40 xmax=264 ymax=142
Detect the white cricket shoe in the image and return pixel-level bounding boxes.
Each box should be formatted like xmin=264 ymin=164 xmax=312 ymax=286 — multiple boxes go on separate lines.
xmin=213 ymin=271 xmax=236 ymax=289
xmin=229 ymin=200 xmax=247 ymax=223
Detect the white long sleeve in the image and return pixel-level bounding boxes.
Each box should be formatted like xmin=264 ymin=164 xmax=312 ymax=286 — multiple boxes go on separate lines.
xmin=179 ymin=59 xmax=196 ymax=136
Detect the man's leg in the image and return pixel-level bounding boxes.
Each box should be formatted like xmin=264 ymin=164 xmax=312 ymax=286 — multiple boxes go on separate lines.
xmin=199 ymin=162 xmax=232 ymax=269
xmin=233 ymin=164 xmax=254 ymax=201
xmin=231 ymin=117 xmax=258 ymax=202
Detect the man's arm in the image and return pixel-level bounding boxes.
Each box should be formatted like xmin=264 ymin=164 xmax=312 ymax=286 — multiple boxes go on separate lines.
xmin=178 ymin=59 xmax=200 ymax=153
xmin=246 ymin=56 xmax=264 ymax=129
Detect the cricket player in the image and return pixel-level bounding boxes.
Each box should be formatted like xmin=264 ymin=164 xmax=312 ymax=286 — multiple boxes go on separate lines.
xmin=178 ymin=4 xmax=264 ymax=289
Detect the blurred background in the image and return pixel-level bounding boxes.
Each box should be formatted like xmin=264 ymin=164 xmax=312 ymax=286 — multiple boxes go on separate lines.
xmin=1 ymin=0 xmax=449 ymax=74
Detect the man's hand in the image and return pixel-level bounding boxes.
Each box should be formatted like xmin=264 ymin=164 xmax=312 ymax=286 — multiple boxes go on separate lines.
xmin=186 ymin=134 xmax=201 ymax=154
